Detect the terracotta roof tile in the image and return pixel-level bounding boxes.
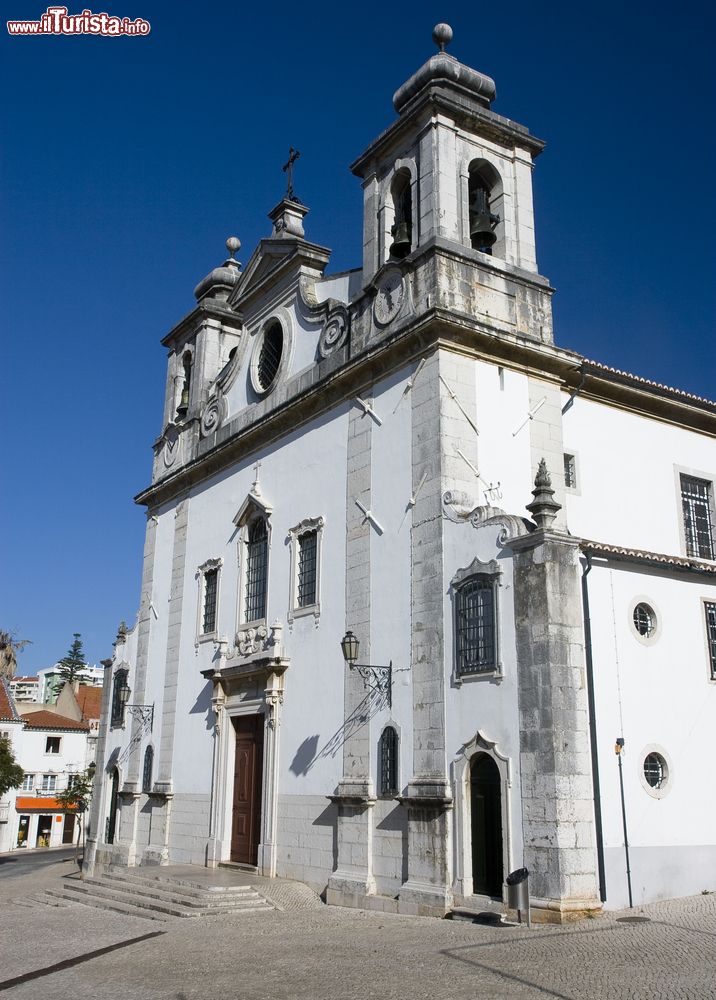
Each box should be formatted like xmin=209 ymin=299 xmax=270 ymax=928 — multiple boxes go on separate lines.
xmin=582 ymin=358 xmax=716 ymax=408
xmin=76 ymin=685 xmax=102 ymax=721
xmin=581 ymin=539 xmax=716 ymax=574
xmin=0 ymin=677 xmax=21 ymax=722
xmin=21 ymin=710 xmax=89 ymax=731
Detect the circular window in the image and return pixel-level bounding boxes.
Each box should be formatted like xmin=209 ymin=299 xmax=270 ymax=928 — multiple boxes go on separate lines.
xmin=256 ymin=321 xmax=283 ymax=392
xmin=633 ymin=603 xmax=656 ymax=638
xmin=643 ymin=752 xmax=667 ymax=790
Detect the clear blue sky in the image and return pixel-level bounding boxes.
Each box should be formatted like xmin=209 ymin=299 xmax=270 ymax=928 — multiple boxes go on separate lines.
xmin=2 ymin=0 xmax=714 ymax=673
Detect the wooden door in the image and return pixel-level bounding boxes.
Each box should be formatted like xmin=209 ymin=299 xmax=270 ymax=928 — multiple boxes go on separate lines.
xmin=471 ymin=753 xmax=503 ymax=897
xmin=230 ymin=715 xmax=264 ymax=865
xmin=62 ymin=813 xmax=76 ymax=844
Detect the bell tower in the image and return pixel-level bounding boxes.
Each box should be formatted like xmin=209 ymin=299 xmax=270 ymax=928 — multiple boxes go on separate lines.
xmin=352 ymin=24 xmax=548 ymax=319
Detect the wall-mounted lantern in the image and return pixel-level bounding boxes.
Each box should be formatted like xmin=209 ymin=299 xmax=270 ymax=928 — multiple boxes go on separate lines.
xmin=340 ymin=631 xmax=392 ymax=707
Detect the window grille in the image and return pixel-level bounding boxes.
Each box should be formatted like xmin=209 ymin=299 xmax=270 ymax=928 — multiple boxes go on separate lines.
xmin=456 ymin=577 xmax=496 ymax=675
xmin=41 ymin=774 xmax=57 ymax=792
xmin=643 ymin=752 xmax=666 ymax=789
xmin=680 ymin=475 xmax=714 ymax=560
xmin=564 ymin=453 xmax=577 ymax=489
xmin=111 ymin=669 xmax=128 ymax=726
xmin=633 ymin=603 xmax=656 ymax=638
xmin=705 ymin=602 xmax=716 ymax=679
xmin=257 ymin=323 xmax=283 ymax=391
xmin=297 ymin=531 xmax=318 ymax=607
xmin=202 ymin=568 xmax=218 ymax=634
xmin=379 ymin=726 xmax=399 ymax=796
xmin=245 ymin=519 xmax=268 ymax=622
xmin=142 ymin=745 xmax=154 ymax=794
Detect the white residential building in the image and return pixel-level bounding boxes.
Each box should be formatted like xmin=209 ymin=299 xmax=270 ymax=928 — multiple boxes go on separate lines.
xmin=85 ymin=26 xmax=716 ymax=920
xmin=0 ymin=678 xmax=91 ymax=852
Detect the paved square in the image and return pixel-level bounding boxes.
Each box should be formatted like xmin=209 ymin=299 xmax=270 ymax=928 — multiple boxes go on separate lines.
xmin=1 ymin=851 xmax=714 ymax=999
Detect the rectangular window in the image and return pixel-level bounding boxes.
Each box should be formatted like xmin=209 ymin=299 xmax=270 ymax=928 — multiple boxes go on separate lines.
xmin=564 ymin=453 xmax=577 ymax=490
xmin=21 ymin=773 xmax=34 ymax=792
xmin=45 ymin=736 xmax=61 ymax=754
xmin=706 ymin=602 xmax=716 ymax=680
xmin=245 ymin=520 xmax=268 ymax=622
xmin=680 ymin=474 xmax=715 ymax=560
xmin=202 ymin=567 xmax=218 ymax=634
xmin=456 ymin=577 xmax=496 ymax=675
xmin=41 ymin=774 xmax=57 ymax=792
xmin=111 ymin=669 xmax=128 ymax=726
xmin=297 ymin=530 xmax=318 ymax=607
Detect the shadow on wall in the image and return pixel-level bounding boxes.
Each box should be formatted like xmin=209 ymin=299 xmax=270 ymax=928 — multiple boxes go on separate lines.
xmin=288 ymin=686 xmax=388 ymax=775
xmin=188 ymin=681 xmax=214 ymax=730
xmin=290 ymin=735 xmax=320 ymax=776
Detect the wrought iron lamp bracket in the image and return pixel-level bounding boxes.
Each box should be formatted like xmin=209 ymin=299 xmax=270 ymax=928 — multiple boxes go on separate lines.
xmin=350 ymin=661 xmax=392 ymax=706
xmin=125 ymin=703 xmax=154 ymax=732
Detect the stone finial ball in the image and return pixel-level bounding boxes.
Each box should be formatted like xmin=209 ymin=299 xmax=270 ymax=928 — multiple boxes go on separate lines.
xmin=432 ymin=23 xmax=453 ymax=51
xmin=226 ymin=236 xmax=241 ymax=257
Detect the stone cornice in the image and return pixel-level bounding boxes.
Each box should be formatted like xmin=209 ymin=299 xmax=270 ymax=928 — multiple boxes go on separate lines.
xmin=230 ymin=239 xmax=331 ymax=313
xmin=351 ymin=88 xmax=544 ymax=178
xmin=137 ymin=308 xmax=716 ymax=509
xmin=160 ymin=299 xmax=243 ymax=348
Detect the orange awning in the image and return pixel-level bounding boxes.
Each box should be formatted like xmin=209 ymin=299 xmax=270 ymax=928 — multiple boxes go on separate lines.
xmin=15 ymin=797 xmax=76 ymax=811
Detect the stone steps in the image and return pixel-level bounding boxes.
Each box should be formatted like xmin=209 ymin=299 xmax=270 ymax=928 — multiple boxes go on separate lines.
xmin=100 ymin=872 xmax=258 ymax=907
xmin=42 ymin=872 xmax=274 ymax=921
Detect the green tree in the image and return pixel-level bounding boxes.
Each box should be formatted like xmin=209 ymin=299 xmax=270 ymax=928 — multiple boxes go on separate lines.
xmin=0 ymin=629 xmax=32 ymax=680
xmin=57 ymin=633 xmax=87 ymax=685
xmin=0 ymin=736 xmax=23 ymax=797
xmin=56 ymin=765 xmax=95 ymax=865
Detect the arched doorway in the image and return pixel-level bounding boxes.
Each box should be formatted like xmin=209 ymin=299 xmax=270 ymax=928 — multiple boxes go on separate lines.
xmin=471 ymin=753 xmax=503 ymax=896
xmin=107 ymin=768 xmax=120 ymax=845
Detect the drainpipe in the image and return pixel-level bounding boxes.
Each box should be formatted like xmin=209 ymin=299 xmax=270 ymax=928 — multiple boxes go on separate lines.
xmin=581 ymin=551 xmax=607 ymax=902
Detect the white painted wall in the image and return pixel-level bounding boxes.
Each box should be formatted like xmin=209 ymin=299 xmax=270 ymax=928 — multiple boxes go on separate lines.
xmin=563 ymin=394 xmax=716 ymax=554
xmin=588 ymin=562 xmax=716 ymax=906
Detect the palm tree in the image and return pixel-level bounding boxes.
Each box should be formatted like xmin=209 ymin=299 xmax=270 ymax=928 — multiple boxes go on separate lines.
xmin=0 ymin=630 xmax=32 ymax=680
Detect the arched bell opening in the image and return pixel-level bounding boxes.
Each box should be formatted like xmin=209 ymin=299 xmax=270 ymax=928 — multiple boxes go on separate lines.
xmin=470 ymin=752 xmax=504 ymax=897
xmin=389 ymin=169 xmax=413 ymax=260
xmin=467 ymin=160 xmax=503 ymax=258
xmin=176 ymin=350 xmax=193 ymax=417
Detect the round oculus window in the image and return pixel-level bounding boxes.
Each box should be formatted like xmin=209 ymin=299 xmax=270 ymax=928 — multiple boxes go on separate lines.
xmin=633 ymin=603 xmax=656 ymax=638
xmin=256 ymin=322 xmax=283 ymax=392
xmin=643 ymin=752 xmax=667 ymax=790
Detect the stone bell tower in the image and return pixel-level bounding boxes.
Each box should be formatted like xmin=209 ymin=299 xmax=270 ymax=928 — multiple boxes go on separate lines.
xmin=352 ymin=23 xmax=552 ymax=343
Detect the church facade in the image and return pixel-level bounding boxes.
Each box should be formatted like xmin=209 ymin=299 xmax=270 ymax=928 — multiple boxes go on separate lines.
xmin=85 ymin=26 xmax=716 ymax=920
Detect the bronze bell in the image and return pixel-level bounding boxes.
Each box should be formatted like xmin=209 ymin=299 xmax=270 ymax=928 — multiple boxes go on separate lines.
xmin=176 ymin=384 xmax=189 ymax=416
xmin=389 ymin=221 xmax=411 ymax=259
xmin=470 ymin=213 xmax=498 ymax=253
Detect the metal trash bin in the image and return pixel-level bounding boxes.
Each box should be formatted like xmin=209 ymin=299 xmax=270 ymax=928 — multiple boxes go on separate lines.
xmin=506 ymin=867 xmax=530 ymax=926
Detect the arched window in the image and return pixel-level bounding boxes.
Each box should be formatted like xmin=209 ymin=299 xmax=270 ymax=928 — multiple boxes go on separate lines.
xmin=379 ymin=726 xmax=399 ymax=796
xmin=468 ymin=168 xmax=499 ymax=254
xmin=111 ymin=668 xmax=128 ymax=726
xmin=389 ymin=171 xmax=412 ymax=259
xmin=142 ymin=745 xmax=154 ymax=794
xmin=176 ymin=351 xmax=192 ymax=417
xmin=107 ymin=767 xmax=120 ymax=844
xmin=245 ymin=518 xmax=268 ymax=622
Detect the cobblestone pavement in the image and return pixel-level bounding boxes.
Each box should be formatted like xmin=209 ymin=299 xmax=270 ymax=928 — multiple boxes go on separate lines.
xmin=1 ymin=856 xmax=715 ymax=999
